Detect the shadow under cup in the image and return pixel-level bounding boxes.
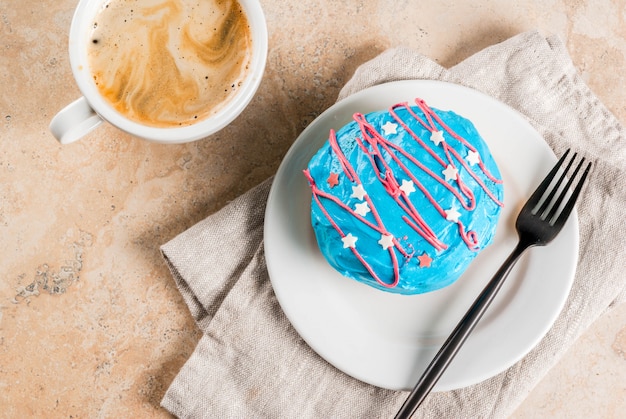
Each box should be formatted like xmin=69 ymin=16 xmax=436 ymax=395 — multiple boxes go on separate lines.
xmin=59 ymin=0 xmax=268 ymax=144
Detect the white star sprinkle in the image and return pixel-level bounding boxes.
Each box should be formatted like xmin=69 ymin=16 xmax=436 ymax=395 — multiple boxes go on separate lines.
xmin=430 ymin=130 xmax=445 ymax=146
xmin=351 ymin=184 xmax=367 ymax=200
xmin=354 ymin=202 xmax=371 ymax=217
xmin=445 ymin=207 xmax=461 ymax=223
xmin=442 ymin=165 xmax=458 ymax=182
xmin=378 ymin=234 xmax=394 ymax=250
xmin=399 ymin=179 xmax=416 ymax=196
xmin=342 ymin=233 xmax=358 ymax=248
xmin=381 ymin=121 xmax=398 ymax=136
xmin=466 ymin=150 xmax=480 ymax=166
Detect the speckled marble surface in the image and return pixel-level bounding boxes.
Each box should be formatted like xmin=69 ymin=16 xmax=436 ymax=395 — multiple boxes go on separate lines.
xmin=1 ymin=0 xmax=625 ymax=417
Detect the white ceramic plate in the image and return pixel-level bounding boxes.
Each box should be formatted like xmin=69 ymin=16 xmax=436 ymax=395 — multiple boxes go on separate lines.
xmin=264 ymin=80 xmax=578 ymax=391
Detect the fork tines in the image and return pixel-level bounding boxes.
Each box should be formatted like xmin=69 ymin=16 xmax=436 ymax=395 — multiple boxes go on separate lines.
xmin=529 ymin=148 xmax=592 ymax=226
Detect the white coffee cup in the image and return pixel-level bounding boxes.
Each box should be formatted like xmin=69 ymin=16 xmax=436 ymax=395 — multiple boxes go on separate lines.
xmin=50 ymin=0 xmax=268 ymax=145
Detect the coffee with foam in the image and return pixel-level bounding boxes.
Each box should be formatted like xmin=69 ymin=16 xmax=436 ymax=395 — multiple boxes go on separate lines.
xmin=88 ymin=0 xmax=252 ymax=128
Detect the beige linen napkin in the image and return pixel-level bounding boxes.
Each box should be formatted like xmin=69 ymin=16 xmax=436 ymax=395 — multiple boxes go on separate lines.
xmin=161 ymin=31 xmax=626 ymax=418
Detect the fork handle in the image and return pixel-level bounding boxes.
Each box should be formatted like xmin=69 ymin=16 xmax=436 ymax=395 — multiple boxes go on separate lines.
xmin=395 ymin=241 xmax=531 ymax=419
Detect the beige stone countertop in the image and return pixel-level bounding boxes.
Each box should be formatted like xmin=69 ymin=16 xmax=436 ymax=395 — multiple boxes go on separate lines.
xmin=1 ymin=0 xmax=625 ymax=417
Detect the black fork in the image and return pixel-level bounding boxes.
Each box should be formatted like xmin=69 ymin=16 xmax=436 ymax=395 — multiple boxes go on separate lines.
xmin=395 ymin=149 xmax=592 ymax=418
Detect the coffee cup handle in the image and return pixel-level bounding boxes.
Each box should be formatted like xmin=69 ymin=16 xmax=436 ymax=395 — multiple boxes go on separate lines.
xmin=50 ymin=97 xmax=103 ymax=144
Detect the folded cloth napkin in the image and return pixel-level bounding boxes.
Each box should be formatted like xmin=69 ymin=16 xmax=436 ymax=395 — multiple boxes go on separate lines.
xmin=161 ymin=31 xmax=626 ymax=418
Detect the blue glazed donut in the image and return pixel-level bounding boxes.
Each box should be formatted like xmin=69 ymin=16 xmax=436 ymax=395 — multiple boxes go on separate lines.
xmin=304 ymin=98 xmax=504 ymax=295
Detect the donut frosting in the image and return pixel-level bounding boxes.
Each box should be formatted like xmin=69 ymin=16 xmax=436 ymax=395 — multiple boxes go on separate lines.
xmin=304 ymin=98 xmax=504 ymax=295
